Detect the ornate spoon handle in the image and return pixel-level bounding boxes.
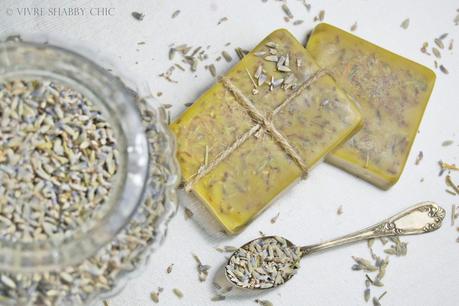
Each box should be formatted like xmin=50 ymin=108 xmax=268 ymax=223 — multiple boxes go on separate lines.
xmin=300 ymin=201 xmax=445 ymax=256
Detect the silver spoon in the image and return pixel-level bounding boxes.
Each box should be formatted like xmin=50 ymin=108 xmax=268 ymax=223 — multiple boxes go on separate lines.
xmin=225 ymin=201 xmax=445 ymax=290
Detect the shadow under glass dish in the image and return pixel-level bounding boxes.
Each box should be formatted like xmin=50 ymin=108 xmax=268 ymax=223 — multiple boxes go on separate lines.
xmin=0 ymin=42 xmax=150 ymax=272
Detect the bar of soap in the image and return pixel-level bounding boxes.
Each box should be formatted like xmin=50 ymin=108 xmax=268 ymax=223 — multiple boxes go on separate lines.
xmin=171 ymin=29 xmax=362 ymax=233
xmin=307 ymin=23 xmax=436 ymax=189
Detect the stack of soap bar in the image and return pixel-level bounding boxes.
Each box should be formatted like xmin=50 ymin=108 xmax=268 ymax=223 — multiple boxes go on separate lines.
xmin=171 ymin=29 xmax=362 ymax=233
xmin=307 ymin=23 xmax=436 ymax=189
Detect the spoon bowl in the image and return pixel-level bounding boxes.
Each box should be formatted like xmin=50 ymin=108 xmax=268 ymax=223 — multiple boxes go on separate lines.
xmin=225 ymin=235 xmax=301 ymax=290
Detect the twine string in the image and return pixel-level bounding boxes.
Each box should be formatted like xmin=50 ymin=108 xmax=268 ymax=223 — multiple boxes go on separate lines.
xmin=184 ymin=69 xmax=328 ymax=191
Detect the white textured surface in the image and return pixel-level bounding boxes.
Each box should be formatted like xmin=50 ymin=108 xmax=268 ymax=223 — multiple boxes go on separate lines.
xmin=1 ymin=0 xmax=458 ymax=305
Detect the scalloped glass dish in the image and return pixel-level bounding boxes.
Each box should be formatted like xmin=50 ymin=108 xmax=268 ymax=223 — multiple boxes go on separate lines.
xmin=0 ymin=41 xmax=179 ymax=305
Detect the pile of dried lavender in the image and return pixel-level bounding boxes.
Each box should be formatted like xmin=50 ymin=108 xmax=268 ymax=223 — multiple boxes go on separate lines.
xmin=250 ymin=41 xmax=302 ymax=95
xmin=192 ymin=254 xmax=211 ymax=282
xmin=226 ymin=236 xmax=301 ymax=289
xmin=0 ymin=92 xmax=174 ymax=306
xmin=160 ymin=42 xmax=236 ymax=83
xmin=261 ymin=0 xmax=323 ymax=26
xmin=0 ymin=79 xmax=118 ymax=242
xmin=420 ymin=32 xmax=453 ymax=74
xmin=351 ymin=237 xmax=408 ymax=305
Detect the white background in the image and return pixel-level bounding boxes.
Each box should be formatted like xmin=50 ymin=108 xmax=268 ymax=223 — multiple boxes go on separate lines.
xmin=1 ymin=1 xmax=458 ymax=305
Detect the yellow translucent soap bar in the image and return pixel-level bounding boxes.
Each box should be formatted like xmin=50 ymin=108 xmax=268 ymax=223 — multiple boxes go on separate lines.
xmin=307 ymin=23 xmax=436 ymax=189
xmin=171 ymin=29 xmax=362 ymax=233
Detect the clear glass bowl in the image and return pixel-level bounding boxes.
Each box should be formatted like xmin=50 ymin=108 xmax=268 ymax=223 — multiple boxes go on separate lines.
xmin=0 ymin=41 xmax=179 ymax=305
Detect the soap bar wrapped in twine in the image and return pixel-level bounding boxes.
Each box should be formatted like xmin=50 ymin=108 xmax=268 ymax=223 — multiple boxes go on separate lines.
xmin=173 ymin=29 xmax=363 ymax=234
xmin=184 ymin=68 xmax=329 ymax=191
